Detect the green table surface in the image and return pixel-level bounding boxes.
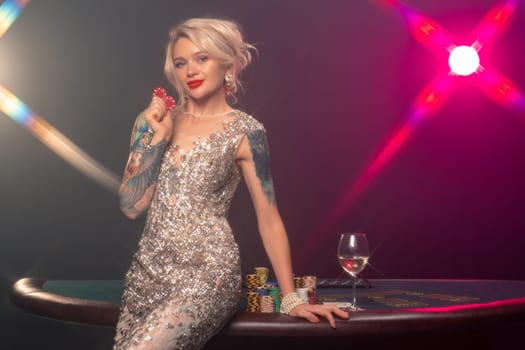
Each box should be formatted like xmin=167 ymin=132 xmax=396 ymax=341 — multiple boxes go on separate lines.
xmin=41 ymin=279 xmax=525 ymax=310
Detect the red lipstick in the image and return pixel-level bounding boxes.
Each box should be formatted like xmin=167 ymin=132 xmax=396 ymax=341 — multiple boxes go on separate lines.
xmin=187 ymin=80 xmax=204 ymax=89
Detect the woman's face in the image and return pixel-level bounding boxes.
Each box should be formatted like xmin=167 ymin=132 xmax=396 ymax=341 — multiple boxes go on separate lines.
xmin=172 ymin=37 xmax=229 ymax=102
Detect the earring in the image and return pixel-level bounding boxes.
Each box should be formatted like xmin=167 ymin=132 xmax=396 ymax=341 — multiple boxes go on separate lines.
xmin=224 ymin=74 xmax=233 ymax=93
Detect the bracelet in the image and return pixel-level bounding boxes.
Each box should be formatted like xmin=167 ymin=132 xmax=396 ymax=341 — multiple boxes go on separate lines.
xmin=280 ymin=292 xmax=306 ymax=315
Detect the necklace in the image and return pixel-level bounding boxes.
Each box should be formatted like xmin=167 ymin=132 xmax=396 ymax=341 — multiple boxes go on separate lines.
xmin=184 ymin=110 xmax=235 ymax=119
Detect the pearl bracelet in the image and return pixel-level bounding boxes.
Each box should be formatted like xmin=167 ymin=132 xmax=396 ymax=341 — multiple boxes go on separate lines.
xmin=280 ymin=292 xmax=306 ymax=315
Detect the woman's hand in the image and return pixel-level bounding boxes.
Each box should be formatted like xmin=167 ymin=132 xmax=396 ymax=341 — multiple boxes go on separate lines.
xmin=143 ymin=96 xmax=173 ymax=143
xmin=289 ymin=303 xmax=350 ymax=329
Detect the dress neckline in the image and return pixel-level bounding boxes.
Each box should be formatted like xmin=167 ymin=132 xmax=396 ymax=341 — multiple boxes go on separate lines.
xmin=165 ymin=110 xmax=244 ymax=171
xmin=169 ymin=109 xmax=241 ymax=151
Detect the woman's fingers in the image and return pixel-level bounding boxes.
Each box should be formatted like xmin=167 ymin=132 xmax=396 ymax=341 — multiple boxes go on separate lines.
xmin=314 ymin=306 xmax=337 ymax=328
xmin=144 ymin=97 xmax=167 ymax=128
xmin=325 ymin=304 xmax=350 ymax=319
xmin=159 ymin=110 xmax=173 ymax=128
xmin=297 ymin=308 xmax=320 ymax=324
xmin=150 ymin=97 xmax=167 ymax=120
xmin=291 ymin=304 xmax=350 ymax=329
xmin=141 ymin=96 xmax=173 ymax=142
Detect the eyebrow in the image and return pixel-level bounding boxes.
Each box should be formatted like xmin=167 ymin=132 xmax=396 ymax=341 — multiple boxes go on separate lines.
xmin=173 ymin=51 xmax=208 ymax=61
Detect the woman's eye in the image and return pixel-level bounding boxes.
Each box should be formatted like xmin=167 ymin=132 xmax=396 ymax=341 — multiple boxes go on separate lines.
xmin=197 ymin=55 xmax=208 ymax=63
xmin=174 ymin=61 xmax=185 ymax=68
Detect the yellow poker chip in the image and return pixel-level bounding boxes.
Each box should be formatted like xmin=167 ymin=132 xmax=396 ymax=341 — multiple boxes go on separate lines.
xmin=246 ymin=274 xmax=262 ymax=289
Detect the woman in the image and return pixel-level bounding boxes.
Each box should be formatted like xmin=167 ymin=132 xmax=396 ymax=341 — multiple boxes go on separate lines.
xmin=114 ymin=17 xmax=348 ymax=349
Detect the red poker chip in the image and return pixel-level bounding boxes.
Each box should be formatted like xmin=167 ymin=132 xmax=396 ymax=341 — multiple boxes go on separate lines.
xmin=152 ymin=87 xmax=177 ymax=111
xmin=164 ymin=96 xmax=176 ymax=111
xmin=153 ymin=87 xmax=167 ymax=99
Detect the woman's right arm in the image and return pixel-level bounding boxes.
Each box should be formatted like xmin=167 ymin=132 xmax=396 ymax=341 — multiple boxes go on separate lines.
xmin=119 ymin=97 xmax=173 ymax=219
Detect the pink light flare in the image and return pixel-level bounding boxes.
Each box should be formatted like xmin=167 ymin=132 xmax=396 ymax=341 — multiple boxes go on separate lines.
xmin=472 ymin=0 xmax=520 ymax=51
xmin=405 ymin=296 xmax=525 ymax=313
xmin=476 ymin=67 xmax=525 ymax=112
xmin=298 ymin=0 xmax=525 ymax=265
xmin=351 ymin=0 xmax=524 ymax=208
xmin=298 ymin=74 xmax=455 ymax=258
xmin=361 ymin=73 xmax=454 ymax=183
xmin=372 ymin=0 xmax=455 ymax=53
xmin=347 ymin=74 xmax=453 ymax=206
xmin=448 ymin=45 xmax=480 ymax=76
xmin=348 ymin=0 xmax=525 ymax=204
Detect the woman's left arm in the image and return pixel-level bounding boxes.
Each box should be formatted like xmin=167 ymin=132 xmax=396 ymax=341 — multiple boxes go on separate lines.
xmin=236 ymin=129 xmax=349 ymax=328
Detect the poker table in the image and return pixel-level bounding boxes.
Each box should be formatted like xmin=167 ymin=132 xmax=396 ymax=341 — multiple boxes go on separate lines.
xmin=10 ymin=278 xmax=525 ymax=349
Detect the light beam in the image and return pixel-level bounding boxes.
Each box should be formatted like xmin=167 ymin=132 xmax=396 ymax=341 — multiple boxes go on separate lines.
xmin=1 ymin=0 xmax=120 ymax=193
xmin=0 ymin=85 xmax=120 ymax=193
xmin=0 ymin=0 xmax=30 ymax=38
xmin=299 ymin=0 xmax=525 ymax=265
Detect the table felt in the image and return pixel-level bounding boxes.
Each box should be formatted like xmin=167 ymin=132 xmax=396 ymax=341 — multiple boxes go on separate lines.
xmin=42 ymin=279 xmax=525 ymax=311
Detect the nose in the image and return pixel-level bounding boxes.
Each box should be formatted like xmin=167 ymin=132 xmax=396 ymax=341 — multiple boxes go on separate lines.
xmin=186 ymin=60 xmax=198 ymax=77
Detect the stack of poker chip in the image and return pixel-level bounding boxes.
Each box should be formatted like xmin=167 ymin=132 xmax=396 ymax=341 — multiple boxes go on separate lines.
xmin=293 ymin=276 xmax=303 ymax=288
xmin=255 ymin=286 xmax=269 ymax=296
xmin=268 ymin=286 xmax=281 ymax=312
xmin=260 ymin=295 xmax=275 ymax=313
xmin=246 ymin=291 xmax=261 ymax=312
xmin=245 ymin=273 xmax=261 ymax=290
xmin=255 ymin=266 xmax=269 ymax=286
xmin=302 ymin=276 xmax=317 ymax=289
xmin=245 ymin=273 xmax=262 ymax=312
xmin=245 ymin=267 xmax=297 ymax=313
xmin=302 ymin=275 xmax=317 ymax=304
xmin=245 ymin=269 xmax=268 ymax=312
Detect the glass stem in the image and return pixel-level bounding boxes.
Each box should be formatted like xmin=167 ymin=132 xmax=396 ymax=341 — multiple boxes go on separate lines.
xmin=352 ymin=274 xmax=357 ymax=309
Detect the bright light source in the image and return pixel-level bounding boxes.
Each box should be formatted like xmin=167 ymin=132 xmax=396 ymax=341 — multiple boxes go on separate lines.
xmin=448 ymin=45 xmax=480 ymax=76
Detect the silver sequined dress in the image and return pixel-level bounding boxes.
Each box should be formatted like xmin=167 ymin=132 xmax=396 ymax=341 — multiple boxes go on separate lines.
xmin=114 ymin=111 xmax=264 ymax=349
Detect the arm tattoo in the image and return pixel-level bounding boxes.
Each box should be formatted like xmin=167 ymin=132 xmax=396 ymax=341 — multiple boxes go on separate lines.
xmin=120 ymin=113 xmax=166 ymax=213
xmin=131 ymin=113 xmax=153 ymax=152
xmin=247 ymin=129 xmax=276 ymax=205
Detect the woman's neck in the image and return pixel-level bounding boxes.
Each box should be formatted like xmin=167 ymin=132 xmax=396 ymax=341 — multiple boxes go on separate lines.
xmin=184 ymin=94 xmax=232 ymax=118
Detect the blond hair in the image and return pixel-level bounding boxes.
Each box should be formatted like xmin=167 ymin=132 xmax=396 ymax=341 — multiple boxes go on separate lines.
xmin=164 ymin=18 xmax=256 ymax=108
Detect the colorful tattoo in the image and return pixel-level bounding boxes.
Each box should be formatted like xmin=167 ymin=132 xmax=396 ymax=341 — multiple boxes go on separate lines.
xmin=247 ymin=129 xmax=276 ymax=205
xmin=131 ymin=113 xmax=153 ymax=151
xmin=120 ymin=113 xmax=166 ymax=214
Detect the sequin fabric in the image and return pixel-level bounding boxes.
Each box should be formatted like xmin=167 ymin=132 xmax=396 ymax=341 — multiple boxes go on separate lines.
xmin=114 ymin=110 xmax=264 ymax=349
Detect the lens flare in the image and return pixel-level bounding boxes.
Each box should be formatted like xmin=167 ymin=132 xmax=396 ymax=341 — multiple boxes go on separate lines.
xmin=1 ymin=0 xmax=120 ymax=193
xmin=477 ymin=67 xmax=525 ymax=111
xmin=344 ymin=0 xmax=525 ymax=211
xmin=473 ymin=0 xmax=520 ymax=51
xmin=448 ymin=46 xmax=480 ymax=76
xmin=0 ymin=0 xmax=30 ymax=38
xmin=0 ymin=85 xmax=120 ymax=193
xmin=299 ymin=0 xmax=525 ymax=265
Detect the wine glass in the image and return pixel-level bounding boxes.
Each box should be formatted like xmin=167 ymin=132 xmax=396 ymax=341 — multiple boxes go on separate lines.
xmin=338 ymin=233 xmax=370 ymax=310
